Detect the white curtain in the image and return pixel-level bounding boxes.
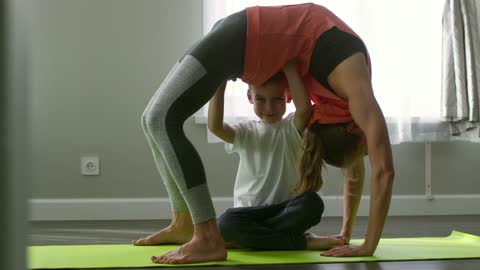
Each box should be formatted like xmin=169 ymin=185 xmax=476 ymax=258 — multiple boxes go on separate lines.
xmin=441 ymin=0 xmax=480 ymax=140
xmin=196 ymin=0 xmax=470 ymax=144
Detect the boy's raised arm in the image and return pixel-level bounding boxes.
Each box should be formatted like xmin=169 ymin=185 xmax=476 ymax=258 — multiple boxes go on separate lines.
xmin=208 ymin=80 xmax=236 ymax=144
xmin=282 ymin=62 xmax=313 ymax=133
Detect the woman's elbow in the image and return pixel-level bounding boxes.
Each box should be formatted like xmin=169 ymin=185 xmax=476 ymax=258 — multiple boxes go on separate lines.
xmin=384 ymin=169 xmax=395 ymax=184
xmin=376 ymin=168 xmax=395 ymax=191
xmin=372 ymin=166 xmax=394 ymax=183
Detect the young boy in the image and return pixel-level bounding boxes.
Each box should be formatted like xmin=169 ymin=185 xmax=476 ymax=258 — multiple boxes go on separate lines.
xmin=208 ymin=62 xmax=344 ymax=250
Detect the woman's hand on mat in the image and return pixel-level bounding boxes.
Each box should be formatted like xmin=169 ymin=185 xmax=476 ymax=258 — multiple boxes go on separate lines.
xmin=321 ymin=244 xmax=373 ymax=257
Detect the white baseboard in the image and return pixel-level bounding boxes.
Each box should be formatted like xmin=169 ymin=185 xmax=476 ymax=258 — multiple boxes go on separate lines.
xmin=29 ymin=194 xmax=480 ymax=221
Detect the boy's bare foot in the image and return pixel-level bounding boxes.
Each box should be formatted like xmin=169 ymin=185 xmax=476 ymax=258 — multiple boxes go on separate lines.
xmin=151 ymin=219 xmax=227 ymax=264
xmin=305 ymin=232 xmax=346 ymax=250
xmin=132 ymin=211 xmax=193 ymax=245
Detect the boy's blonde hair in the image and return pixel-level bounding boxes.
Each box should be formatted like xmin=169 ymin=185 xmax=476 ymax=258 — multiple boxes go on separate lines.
xmin=248 ymin=72 xmax=290 ymax=100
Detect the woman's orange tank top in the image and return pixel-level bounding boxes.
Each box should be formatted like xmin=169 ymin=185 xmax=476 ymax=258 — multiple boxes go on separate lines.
xmin=241 ymin=3 xmax=371 ymax=124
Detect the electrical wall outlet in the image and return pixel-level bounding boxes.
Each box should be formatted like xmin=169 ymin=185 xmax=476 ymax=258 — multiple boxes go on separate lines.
xmin=81 ymin=156 xmax=100 ymax=176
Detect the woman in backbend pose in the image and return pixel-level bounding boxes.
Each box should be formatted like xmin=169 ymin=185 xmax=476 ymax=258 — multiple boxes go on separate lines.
xmin=135 ymin=3 xmax=394 ymax=264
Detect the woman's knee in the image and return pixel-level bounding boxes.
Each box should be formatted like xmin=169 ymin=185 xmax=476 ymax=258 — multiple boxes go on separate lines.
xmin=144 ymin=109 xmax=163 ymax=132
xmin=140 ymin=108 xmax=150 ymax=132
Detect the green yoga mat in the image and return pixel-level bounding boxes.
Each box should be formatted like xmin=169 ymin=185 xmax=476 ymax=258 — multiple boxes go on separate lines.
xmin=28 ymin=231 xmax=480 ymax=269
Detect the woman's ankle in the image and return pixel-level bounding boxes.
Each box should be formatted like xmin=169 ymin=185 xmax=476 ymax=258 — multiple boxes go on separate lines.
xmin=193 ymin=219 xmax=223 ymax=241
xmin=171 ymin=211 xmax=194 ymax=230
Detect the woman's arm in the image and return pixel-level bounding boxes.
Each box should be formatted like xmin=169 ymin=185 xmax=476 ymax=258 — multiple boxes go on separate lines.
xmin=207 ymin=80 xmax=236 ymax=144
xmin=338 ymin=157 xmax=365 ymax=243
xmin=322 ymin=52 xmax=394 ymax=256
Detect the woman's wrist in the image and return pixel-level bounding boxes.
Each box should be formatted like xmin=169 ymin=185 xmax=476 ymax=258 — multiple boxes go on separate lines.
xmin=360 ymin=242 xmax=376 ymax=255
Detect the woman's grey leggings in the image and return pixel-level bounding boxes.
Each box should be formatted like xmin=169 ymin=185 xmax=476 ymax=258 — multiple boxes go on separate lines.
xmin=141 ymin=10 xmax=246 ymax=224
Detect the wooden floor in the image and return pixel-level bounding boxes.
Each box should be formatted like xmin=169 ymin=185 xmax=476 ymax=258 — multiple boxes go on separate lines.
xmin=29 ymin=215 xmax=480 ymax=270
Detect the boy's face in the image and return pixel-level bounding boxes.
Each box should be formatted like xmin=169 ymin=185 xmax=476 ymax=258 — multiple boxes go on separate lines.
xmin=249 ymin=81 xmax=287 ymax=124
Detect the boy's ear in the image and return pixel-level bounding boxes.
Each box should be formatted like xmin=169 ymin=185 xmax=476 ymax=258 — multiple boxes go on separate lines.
xmin=247 ymin=89 xmax=254 ymax=104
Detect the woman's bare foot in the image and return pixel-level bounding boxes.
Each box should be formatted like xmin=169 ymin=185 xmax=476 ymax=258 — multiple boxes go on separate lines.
xmin=132 ymin=211 xmax=193 ymax=245
xmin=305 ymin=232 xmax=346 ymax=250
xmin=151 ymin=219 xmax=227 ymax=264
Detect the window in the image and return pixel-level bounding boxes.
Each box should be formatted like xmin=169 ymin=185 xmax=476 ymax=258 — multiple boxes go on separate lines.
xmin=199 ymin=0 xmax=445 ymax=143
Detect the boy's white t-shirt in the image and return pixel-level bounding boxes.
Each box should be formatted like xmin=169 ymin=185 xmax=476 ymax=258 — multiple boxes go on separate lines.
xmin=225 ymin=113 xmax=302 ymax=207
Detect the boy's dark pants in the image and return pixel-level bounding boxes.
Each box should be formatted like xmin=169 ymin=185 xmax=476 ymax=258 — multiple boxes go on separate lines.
xmin=217 ymin=192 xmax=324 ymax=250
